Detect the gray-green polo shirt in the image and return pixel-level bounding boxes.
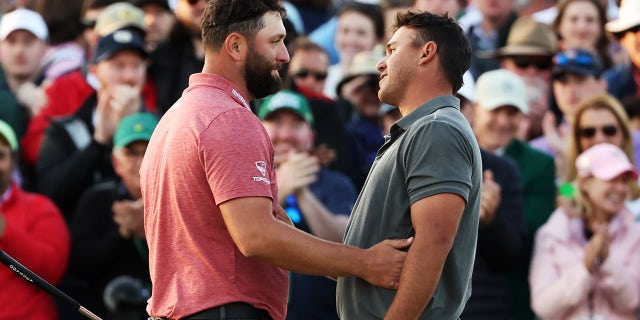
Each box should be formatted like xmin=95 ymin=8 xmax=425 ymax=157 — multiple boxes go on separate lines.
xmin=337 ymin=95 xmax=482 ymax=319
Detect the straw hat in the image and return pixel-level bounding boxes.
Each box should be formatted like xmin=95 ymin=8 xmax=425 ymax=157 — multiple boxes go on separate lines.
xmin=479 ymin=17 xmax=557 ymax=58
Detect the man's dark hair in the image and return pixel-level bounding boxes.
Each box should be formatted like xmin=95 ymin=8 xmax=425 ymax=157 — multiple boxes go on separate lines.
xmin=394 ymin=10 xmax=470 ymax=93
xmin=201 ymin=0 xmax=286 ymax=50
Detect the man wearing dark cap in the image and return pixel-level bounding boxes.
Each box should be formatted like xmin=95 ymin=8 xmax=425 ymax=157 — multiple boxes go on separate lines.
xmin=530 ymin=49 xmax=607 ymax=178
xmin=21 ymin=1 xmax=157 ymax=169
xmin=35 ymin=28 xmax=152 ymax=218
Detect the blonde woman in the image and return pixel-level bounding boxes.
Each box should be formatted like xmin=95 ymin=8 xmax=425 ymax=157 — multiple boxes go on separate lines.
xmin=530 ymin=143 xmax=640 ymax=320
xmin=562 ymin=94 xmax=638 ymax=184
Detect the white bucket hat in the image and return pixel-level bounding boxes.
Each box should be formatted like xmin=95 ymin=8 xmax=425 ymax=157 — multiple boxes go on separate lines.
xmin=605 ymin=0 xmax=640 ymax=34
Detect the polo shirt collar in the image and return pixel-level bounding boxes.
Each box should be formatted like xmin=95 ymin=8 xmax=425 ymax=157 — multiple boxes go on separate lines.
xmin=188 ymin=73 xmax=251 ymax=110
xmin=391 ymin=95 xmax=460 ymax=135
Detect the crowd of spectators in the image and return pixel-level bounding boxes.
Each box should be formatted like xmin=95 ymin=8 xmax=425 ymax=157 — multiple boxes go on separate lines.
xmin=1 ymin=0 xmax=640 ymax=319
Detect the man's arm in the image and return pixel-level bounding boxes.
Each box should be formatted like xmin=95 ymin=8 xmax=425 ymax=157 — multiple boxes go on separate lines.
xmin=296 ymin=188 xmax=349 ymax=242
xmin=219 ymin=196 xmax=412 ymax=289
xmin=384 ymin=193 xmax=465 ymax=319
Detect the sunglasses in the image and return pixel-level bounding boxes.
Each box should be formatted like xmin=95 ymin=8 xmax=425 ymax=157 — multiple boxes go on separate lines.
xmin=293 ymin=69 xmax=327 ymax=81
xmin=81 ymin=18 xmax=96 ymax=30
xmin=579 ymin=125 xmax=618 ymax=138
xmin=186 ymin=0 xmax=202 ymax=5
xmin=508 ymin=56 xmax=553 ymax=70
xmin=553 ymin=50 xmax=598 ymax=67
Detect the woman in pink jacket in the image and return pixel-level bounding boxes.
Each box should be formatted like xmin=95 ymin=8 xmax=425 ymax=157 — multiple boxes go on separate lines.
xmin=530 ymin=143 xmax=640 ymax=320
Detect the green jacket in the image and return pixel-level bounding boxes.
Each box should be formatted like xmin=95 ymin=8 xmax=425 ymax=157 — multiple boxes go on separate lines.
xmin=0 ymin=68 xmax=29 ymax=139
xmin=504 ymin=138 xmax=556 ymax=320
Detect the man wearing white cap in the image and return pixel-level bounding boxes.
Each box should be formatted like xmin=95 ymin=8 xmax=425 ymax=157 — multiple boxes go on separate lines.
xmin=0 ymin=8 xmax=49 ymax=140
xmin=472 ymin=69 xmax=556 ymax=320
xmin=604 ymin=0 xmax=640 ymax=102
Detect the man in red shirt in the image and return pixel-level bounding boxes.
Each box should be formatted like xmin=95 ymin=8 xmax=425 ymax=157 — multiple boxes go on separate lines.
xmin=141 ymin=1 xmax=412 ymax=319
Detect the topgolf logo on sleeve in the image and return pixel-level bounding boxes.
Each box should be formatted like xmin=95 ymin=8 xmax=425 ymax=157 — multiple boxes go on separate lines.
xmin=252 ymin=161 xmax=270 ymax=184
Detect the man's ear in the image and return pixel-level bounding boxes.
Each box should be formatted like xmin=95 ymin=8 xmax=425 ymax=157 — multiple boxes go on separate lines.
xmin=224 ymin=32 xmax=247 ymax=62
xmin=418 ymin=41 xmax=438 ymax=66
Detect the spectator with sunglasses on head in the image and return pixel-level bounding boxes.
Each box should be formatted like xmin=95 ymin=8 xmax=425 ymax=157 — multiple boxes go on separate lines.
xmin=603 ymin=0 xmax=640 ymax=103
xmin=480 ymin=17 xmax=558 ymax=141
xmin=530 ymin=49 xmax=607 ymax=181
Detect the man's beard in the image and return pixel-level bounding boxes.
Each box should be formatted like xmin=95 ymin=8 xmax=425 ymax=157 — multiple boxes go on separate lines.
xmin=244 ymin=49 xmax=282 ymax=99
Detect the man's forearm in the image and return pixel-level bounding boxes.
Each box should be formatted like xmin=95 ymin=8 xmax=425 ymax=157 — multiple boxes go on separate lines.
xmin=385 ymin=234 xmax=451 ymax=319
xmin=296 ymin=188 xmax=348 ymax=242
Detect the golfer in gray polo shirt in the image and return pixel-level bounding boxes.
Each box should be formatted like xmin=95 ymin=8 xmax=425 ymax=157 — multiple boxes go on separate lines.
xmin=337 ymin=11 xmax=482 ymax=319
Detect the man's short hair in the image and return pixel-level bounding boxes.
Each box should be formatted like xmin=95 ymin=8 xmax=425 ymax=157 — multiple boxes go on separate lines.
xmin=394 ymin=10 xmax=471 ymax=93
xmin=201 ymin=0 xmax=285 ymax=50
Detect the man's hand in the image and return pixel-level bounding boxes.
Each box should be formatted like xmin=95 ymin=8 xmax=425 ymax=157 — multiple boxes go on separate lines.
xmin=361 ymin=237 xmax=413 ymax=289
xmin=15 ymin=82 xmax=47 ymax=116
xmin=479 ymin=170 xmax=501 ymax=225
xmin=94 ymin=85 xmax=142 ymax=144
xmin=112 ymin=199 xmax=145 ymax=238
xmin=276 ymin=152 xmax=319 ymax=199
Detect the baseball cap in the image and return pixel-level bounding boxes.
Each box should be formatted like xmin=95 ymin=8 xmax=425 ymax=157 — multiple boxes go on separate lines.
xmin=479 ymin=17 xmax=557 ymax=58
xmin=576 ymin=143 xmax=639 ymax=181
xmin=0 ymin=119 xmax=18 ymax=151
xmin=474 ymin=69 xmax=528 ymax=114
xmin=93 ymin=29 xmax=149 ymax=63
xmin=258 ymin=90 xmax=314 ymax=126
xmin=552 ymin=49 xmax=603 ymax=80
xmin=113 ymin=113 xmax=158 ymax=147
xmin=0 ymin=8 xmax=48 ymax=42
xmin=95 ymin=2 xmax=145 ymax=37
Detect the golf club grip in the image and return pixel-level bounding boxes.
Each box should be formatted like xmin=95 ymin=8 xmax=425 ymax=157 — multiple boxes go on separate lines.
xmin=0 ymin=250 xmax=80 ymax=309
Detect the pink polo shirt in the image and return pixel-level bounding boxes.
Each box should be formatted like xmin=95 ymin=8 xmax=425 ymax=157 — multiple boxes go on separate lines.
xmin=141 ymin=73 xmax=287 ymax=320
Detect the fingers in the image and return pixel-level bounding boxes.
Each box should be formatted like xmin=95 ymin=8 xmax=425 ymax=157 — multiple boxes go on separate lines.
xmin=483 ymin=170 xmax=494 ymax=182
xmin=384 ymin=237 xmax=414 ymax=249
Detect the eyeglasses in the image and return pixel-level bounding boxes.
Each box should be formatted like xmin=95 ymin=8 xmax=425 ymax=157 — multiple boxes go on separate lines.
xmin=509 ymin=56 xmax=553 ymax=70
xmin=579 ymin=125 xmax=619 ymax=138
xmin=293 ymin=69 xmax=327 ymax=81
